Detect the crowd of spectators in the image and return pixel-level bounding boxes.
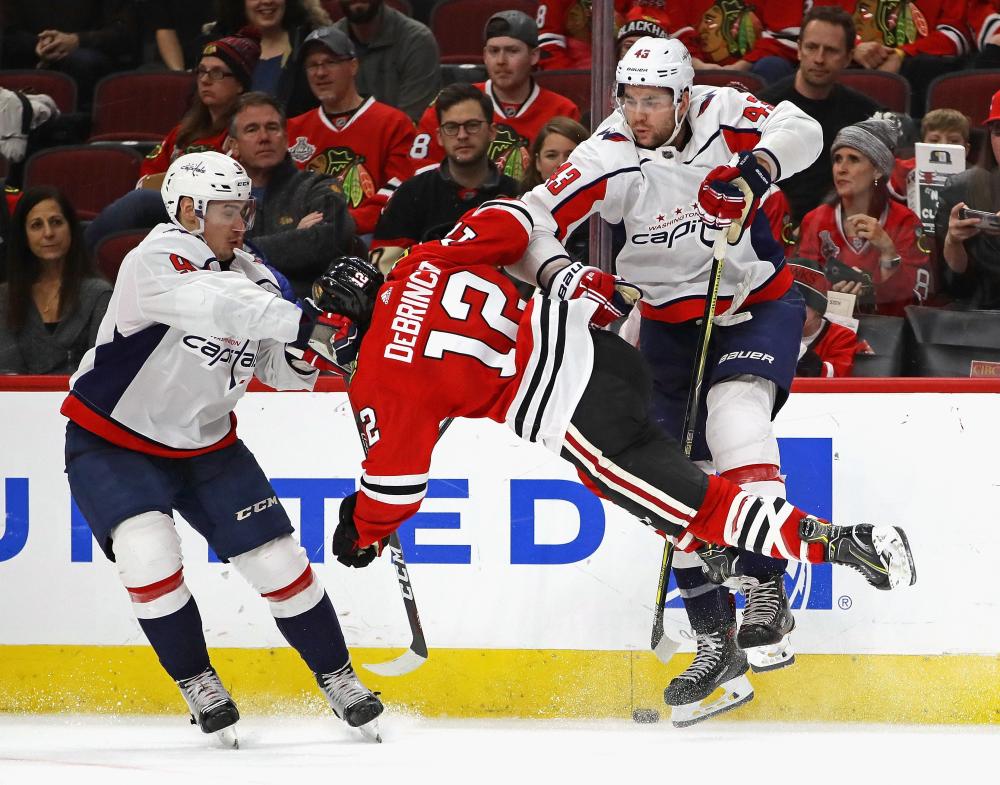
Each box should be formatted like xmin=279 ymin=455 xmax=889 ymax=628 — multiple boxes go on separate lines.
xmin=1 ymin=0 xmax=999 ymax=378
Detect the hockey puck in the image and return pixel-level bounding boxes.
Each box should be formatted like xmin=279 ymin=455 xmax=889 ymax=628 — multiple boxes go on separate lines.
xmin=632 ymin=708 xmax=660 ymax=724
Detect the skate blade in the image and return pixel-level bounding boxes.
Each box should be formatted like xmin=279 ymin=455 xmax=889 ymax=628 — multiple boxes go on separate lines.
xmin=356 ymin=717 xmax=382 ymax=743
xmin=873 ymin=526 xmax=917 ymax=589
xmin=214 ymin=725 xmax=239 ymax=749
xmin=747 ymin=637 xmax=796 ymax=673
xmin=669 ymin=675 xmax=754 ymax=728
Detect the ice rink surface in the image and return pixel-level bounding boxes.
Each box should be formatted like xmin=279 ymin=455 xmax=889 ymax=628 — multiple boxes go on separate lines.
xmin=0 ymin=714 xmax=994 ymax=785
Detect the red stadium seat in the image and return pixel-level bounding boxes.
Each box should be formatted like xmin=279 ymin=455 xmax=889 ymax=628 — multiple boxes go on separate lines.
xmin=94 ymin=229 xmax=147 ymax=284
xmin=0 ymin=69 xmax=78 ymax=113
xmin=693 ymin=70 xmax=765 ymax=96
xmin=90 ymin=71 xmax=196 ymax=143
xmin=322 ymin=0 xmax=412 ymax=20
xmin=925 ymin=69 xmax=1000 ymax=126
xmin=430 ymin=0 xmax=539 ymax=64
xmin=23 ymin=145 xmax=143 ymax=220
xmin=837 ymin=70 xmax=911 ymax=114
xmin=533 ymin=69 xmax=590 ymax=117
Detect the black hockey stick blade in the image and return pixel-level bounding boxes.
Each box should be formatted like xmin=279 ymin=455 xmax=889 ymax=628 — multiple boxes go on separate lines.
xmin=650 ymin=538 xmax=680 ymax=664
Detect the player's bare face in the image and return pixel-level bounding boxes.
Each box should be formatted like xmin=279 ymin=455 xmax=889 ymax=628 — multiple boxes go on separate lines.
xmin=797 ymin=21 xmax=850 ymax=89
xmin=304 ymin=49 xmax=356 ymax=110
xmin=483 ymin=38 xmax=536 ymax=95
xmin=536 ymin=132 xmax=579 ymax=181
xmin=832 ymin=147 xmax=878 ymax=200
xmin=245 ymin=0 xmax=285 ymax=33
xmin=621 ymin=85 xmax=677 ymax=149
xmin=196 ymin=56 xmax=243 ymax=109
xmin=438 ymin=100 xmax=493 ymax=166
xmin=25 ymin=199 xmax=71 ymax=265
xmin=232 ymin=105 xmax=287 ymax=172
xmin=202 ymin=200 xmax=252 ymax=260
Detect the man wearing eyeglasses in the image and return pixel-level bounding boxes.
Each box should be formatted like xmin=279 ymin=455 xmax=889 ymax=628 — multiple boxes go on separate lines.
xmin=369 ymin=83 xmax=520 ymax=275
xmin=285 ymin=27 xmax=416 ymax=243
xmin=410 ymin=10 xmax=581 ymax=181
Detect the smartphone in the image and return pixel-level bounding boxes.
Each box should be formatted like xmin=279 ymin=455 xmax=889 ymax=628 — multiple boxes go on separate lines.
xmin=958 ymin=207 xmax=1000 ymax=231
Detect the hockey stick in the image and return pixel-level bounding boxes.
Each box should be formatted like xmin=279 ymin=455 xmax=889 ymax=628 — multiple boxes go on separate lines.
xmin=648 ymin=198 xmax=747 ymax=665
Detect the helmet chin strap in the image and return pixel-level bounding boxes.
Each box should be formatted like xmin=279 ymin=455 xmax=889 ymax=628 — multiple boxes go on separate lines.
xmin=660 ymin=90 xmax=690 ymax=149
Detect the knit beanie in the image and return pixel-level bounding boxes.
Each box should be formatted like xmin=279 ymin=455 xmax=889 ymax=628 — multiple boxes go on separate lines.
xmin=617 ymin=15 xmax=669 ymax=45
xmin=789 ymin=259 xmax=829 ymax=316
xmin=830 ymin=118 xmax=898 ymax=178
xmin=201 ymin=29 xmax=262 ymax=91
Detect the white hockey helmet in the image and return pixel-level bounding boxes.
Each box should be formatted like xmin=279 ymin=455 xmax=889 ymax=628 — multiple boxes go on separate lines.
xmin=161 ymin=151 xmax=254 ymax=234
xmin=615 ymin=36 xmax=695 ymax=99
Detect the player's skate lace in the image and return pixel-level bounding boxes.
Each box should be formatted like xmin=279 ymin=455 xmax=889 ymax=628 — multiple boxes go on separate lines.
xmin=316 ymin=663 xmax=383 ymax=727
xmin=674 ymin=631 xmax=724 ymax=684
xmin=178 ymin=667 xmax=232 ymax=716
xmin=741 ymin=581 xmax=780 ymax=626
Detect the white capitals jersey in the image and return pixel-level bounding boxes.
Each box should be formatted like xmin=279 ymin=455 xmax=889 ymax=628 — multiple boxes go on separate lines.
xmin=520 ymin=85 xmax=823 ymax=323
xmin=63 ymin=223 xmax=314 ymax=456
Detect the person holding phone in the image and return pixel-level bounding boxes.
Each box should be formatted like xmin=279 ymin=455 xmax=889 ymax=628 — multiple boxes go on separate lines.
xmin=935 ymin=90 xmax=1000 ymax=310
xmin=796 ymin=118 xmax=933 ymax=316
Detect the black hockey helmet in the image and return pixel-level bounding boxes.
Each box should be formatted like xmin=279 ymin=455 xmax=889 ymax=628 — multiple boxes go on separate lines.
xmin=312 ymin=256 xmax=384 ymax=328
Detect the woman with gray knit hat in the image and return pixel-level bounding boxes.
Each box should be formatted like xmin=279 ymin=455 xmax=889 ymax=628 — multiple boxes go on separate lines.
xmin=795 ymin=117 xmax=933 ymax=317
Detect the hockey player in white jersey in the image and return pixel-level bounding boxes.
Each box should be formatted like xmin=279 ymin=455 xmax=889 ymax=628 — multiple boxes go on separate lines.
xmin=518 ymin=38 xmax=823 ymax=725
xmin=62 ymin=151 xmax=382 ymax=746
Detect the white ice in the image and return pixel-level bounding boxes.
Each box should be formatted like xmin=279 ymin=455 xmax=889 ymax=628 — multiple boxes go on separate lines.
xmin=0 ymin=714 xmax=994 ymax=785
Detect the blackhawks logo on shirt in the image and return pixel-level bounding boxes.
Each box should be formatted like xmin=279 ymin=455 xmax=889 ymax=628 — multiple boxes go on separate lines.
xmin=488 ymin=125 xmax=530 ymax=181
xmin=305 ymin=147 xmax=376 ymax=208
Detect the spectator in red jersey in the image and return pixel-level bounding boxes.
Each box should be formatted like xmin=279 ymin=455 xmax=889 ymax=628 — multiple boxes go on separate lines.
xmin=790 ymin=259 xmax=871 ymax=377
xmin=889 ymin=109 xmax=971 ymax=207
xmin=797 ymin=118 xmax=934 ymax=317
xmin=535 ymin=0 xmax=593 ymax=70
xmin=411 ymin=11 xmax=581 ymax=182
xmin=970 ymin=0 xmax=1000 ymax=65
xmin=83 ymin=32 xmax=261 ymax=254
xmin=286 ymin=26 xmax=415 ymax=242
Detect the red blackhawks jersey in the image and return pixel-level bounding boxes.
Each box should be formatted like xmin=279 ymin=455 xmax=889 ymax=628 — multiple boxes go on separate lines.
xmin=412 ymin=81 xmax=581 ymax=182
xmin=796 ymin=200 xmax=933 ymax=317
xmin=286 ymin=99 xmax=416 ymax=234
xmin=799 ymin=318 xmax=869 ymax=377
xmin=140 ymin=124 xmax=229 ymax=180
xmin=349 ymin=200 xmax=601 ymax=548
xmin=969 ymin=0 xmax=1000 ymax=49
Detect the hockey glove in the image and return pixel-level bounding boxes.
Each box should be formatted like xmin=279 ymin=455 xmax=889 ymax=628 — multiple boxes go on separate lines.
xmin=550 ymin=262 xmax=643 ymax=328
xmin=286 ymin=299 xmax=361 ymax=375
xmin=696 ymin=151 xmax=772 ymax=242
xmin=331 ymin=491 xmax=389 ymax=569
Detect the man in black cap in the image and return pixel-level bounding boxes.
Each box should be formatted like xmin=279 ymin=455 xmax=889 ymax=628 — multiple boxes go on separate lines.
xmin=332 ymin=0 xmax=440 ymax=121
xmin=411 ymin=10 xmax=581 ymax=181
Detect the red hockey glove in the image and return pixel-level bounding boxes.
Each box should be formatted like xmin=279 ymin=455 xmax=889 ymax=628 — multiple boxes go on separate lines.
xmin=550 ymin=262 xmax=643 ymax=328
xmin=696 ymin=151 xmax=772 ymax=241
xmin=287 ymin=299 xmax=361 ymax=375
xmin=331 ymin=491 xmax=389 ymax=568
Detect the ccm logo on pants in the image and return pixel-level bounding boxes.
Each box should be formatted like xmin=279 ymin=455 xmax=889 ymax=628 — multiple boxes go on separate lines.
xmin=718 ymin=351 xmax=775 ymax=365
xmin=236 ymin=496 xmax=279 ymax=520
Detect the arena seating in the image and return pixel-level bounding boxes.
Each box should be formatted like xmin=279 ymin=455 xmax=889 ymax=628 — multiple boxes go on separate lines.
xmin=431 ymin=0 xmax=538 ymax=63
xmin=851 ymin=315 xmax=907 ymax=377
xmin=89 ymin=71 xmax=196 ymax=143
xmin=534 ymin=69 xmax=590 ymax=116
xmin=905 ymin=306 xmax=1000 ymax=377
xmin=23 ymin=144 xmax=143 ymax=220
xmin=837 ymin=70 xmax=911 ymax=115
xmin=94 ymin=229 xmax=148 ymax=283
xmin=0 ymin=69 xmax=78 ymax=113
xmin=693 ymin=70 xmax=765 ymax=96
xmin=925 ymin=70 xmax=1000 ymax=125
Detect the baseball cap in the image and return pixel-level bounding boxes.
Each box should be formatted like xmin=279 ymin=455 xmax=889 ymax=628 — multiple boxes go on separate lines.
xmin=986 ymin=89 xmax=1000 ymax=125
xmin=484 ymin=10 xmax=538 ymax=48
xmin=301 ymin=26 xmax=357 ymax=60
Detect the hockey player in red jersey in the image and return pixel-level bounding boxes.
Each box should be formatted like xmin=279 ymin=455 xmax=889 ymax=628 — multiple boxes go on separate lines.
xmin=309 ymin=200 xmax=916 ymax=727
xmin=411 ymin=11 xmax=580 ymax=181
xmin=286 ymin=27 xmax=416 ymax=236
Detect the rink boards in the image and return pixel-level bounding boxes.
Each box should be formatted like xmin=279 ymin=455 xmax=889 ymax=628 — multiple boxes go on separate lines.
xmin=1 ymin=379 xmax=999 ymax=723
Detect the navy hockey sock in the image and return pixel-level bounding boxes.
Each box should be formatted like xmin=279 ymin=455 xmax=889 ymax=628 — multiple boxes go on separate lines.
xmin=274 ymin=592 xmax=350 ymax=675
xmin=136 ymin=597 xmax=211 ymax=682
xmin=674 ymin=565 xmax=735 ymax=634
xmin=737 ymin=549 xmax=788 ymax=579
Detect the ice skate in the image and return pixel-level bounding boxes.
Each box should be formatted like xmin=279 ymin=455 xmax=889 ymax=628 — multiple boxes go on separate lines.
xmin=800 ymin=517 xmax=916 ymax=590
xmin=746 ymin=636 xmax=795 ymax=672
xmin=663 ymin=621 xmax=754 ymax=727
xmin=176 ymin=666 xmax=240 ymax=748
xmin=738 ymin=573 xmax=795 ymax=651
xmin=316 ymin=663 xmax=384 ymax=743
